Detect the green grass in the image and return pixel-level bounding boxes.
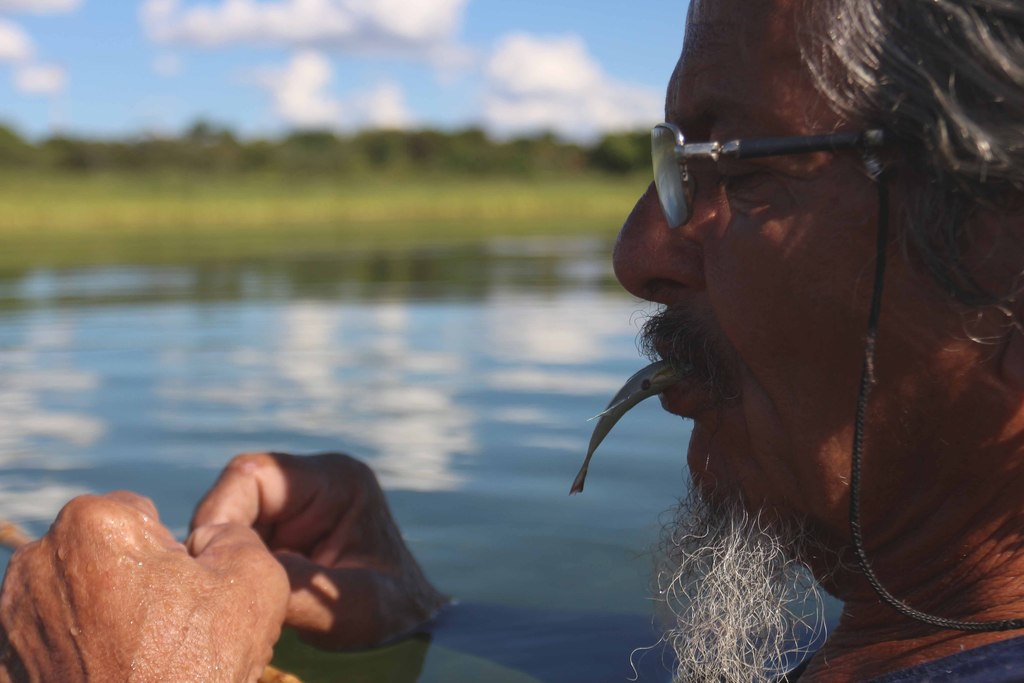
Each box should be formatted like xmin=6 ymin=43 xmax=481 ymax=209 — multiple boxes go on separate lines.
xmin=0 ymin=171 xmax=647 ymax=270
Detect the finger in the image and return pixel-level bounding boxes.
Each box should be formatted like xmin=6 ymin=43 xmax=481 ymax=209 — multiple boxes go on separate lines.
xmin=187 ymin=522 xmax=273 ymax=568
xmin=187 ymin=522 xmax=261 ymax=559
xmin=188 ymin=523 xmax=290 ymax=605
xmin=267 ymin=454 xmax=385 ymax=554
xmin=186 ymin=524 xmax=290 ymax=665
xmin=192 ymin=452 xmax=376 ymax=552
xmin=191 ymin=452 xmax=297 ymax=530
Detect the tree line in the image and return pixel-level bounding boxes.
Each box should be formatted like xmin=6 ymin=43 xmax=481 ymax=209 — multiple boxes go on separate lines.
xmin=0 ymin=121 xmax=650 ymax=177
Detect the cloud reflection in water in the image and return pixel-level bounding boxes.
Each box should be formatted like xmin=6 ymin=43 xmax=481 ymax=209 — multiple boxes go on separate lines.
xmin=0 ymin=478 xmax=90 ymax=525
xmin=0 ymin=313 xmax=105 ymax=466
xmin=2 ymin=249 xmax=645 ymax=503
xmin=152 ymin=291 xmax=637 ymax=493
xmin=158 ymin=301 xmax=476 ymax=491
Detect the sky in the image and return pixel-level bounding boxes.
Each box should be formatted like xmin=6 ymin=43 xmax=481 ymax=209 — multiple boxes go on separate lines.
xmin=0 ymin=0 xmax=687 ymax=141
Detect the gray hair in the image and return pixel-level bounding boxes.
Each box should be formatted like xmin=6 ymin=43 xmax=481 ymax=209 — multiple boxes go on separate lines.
xmin=799 ymin=0 xmax=1024 ymax=306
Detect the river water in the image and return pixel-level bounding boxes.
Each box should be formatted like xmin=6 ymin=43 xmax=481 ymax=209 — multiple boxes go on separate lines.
xmin=0 ymin=236 xmax=695 ymax=681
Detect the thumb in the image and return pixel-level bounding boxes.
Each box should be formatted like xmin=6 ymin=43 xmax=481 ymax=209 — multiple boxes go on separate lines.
xmin=188 ymin=523 xmax=289 ymax=609
xmin=188 ymin=522 xmax=267 ymax=563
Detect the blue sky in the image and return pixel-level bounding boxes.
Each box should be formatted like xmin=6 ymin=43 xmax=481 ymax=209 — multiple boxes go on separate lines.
xmin=0 ymin=0 xmax=686 ymax=141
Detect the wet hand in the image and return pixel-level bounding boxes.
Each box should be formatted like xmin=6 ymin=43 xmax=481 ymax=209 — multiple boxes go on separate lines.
xmin=192 ymin=452 xmax=447 ymax=650
xmin=0 ymin=492 xmax=289 ymax=683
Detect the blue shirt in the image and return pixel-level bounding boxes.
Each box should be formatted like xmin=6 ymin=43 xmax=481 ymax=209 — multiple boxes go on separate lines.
xmin=867 ymin=635 xmax=1024 ymax=682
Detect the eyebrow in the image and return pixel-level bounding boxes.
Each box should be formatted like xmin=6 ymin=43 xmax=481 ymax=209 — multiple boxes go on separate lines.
xmin=671 ymin=83 xmax=826 ymax=145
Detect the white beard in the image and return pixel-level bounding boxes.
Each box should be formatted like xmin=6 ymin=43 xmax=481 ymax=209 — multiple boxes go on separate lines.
xmin=655 ymin=492 xmax=827 ymax=682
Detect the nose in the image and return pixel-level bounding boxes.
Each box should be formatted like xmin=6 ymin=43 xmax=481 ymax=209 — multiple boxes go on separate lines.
xmin=613 ymin=182 xmax=706 ymax=304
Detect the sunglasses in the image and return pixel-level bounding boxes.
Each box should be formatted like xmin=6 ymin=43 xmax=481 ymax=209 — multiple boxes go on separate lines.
xmin=652 ymin=121 xmax=887 ymax=228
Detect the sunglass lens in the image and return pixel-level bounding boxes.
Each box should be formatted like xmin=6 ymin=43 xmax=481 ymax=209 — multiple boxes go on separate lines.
xmin=652 ymin=125 xmax=689 ymax=228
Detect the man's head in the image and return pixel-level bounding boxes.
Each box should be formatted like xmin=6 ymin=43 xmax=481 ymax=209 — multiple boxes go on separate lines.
xmin=618 ymin=0 xmax=1024 ymax=678
xmin=801 ymin=0 xmax=1024 ymax=309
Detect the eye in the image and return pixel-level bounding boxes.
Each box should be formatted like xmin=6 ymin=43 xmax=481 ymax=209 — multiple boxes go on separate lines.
xmin=721 ymin=172 xmax=778 ymax=203
xmin=720 ymin=171 xmax=779 ymax=216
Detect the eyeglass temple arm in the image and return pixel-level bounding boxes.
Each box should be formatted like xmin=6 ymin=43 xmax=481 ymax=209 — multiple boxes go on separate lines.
xmin=722 ymin=129 xmax=886 ymax=160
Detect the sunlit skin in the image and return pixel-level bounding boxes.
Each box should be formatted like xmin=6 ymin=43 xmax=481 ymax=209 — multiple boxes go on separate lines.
xmin=0 ymin=454 xmax=445 ymax=682
xmin=4 ymin=1 xmax=1024 ymax=680
xmin=0 ymin=492 xmax=289 ymax=682
xmin=613 ymin=0 xmax=1024 ymax=678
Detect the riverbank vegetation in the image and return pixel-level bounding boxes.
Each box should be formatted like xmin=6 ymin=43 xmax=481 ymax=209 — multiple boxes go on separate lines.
xmin=0 ymin=122 xmax=649 ymax=178
xmin=0 ymin=122 xmax=649 ymax=269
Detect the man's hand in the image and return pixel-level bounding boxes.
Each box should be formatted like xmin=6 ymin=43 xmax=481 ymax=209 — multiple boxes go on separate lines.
xmin=0 ymin=492 xmax=289 ymax=683
xmin=192 ymin=452 xmax=447 ymax=650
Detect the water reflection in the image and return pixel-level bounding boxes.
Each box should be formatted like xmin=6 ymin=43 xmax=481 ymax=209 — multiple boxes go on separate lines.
xmin=0 ymin=238 xmax=621 ymax=311
xmin=0 ymin=237 xmax=638 ymax=492
xmin=158 ymin=301 xmax=475 ymax=491
xmin=0 ymin=477 xmax=89 ymax=524
xmin=484 ymin=290 xmax=632 ymax=366
xmin=9 ymin=267 xmax=197 ymax=303
xmin=0 ymin=237 xmax=696 ymax=679
xmin=485 ymin=368 xmax=623 ymax=396
xmin=0 ymin=236 xmax=679 ymax=543
xmin=0 ymin=311 xmax=104 ymax=465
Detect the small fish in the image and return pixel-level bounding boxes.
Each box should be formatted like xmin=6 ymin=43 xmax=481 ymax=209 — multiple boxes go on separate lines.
xmin=570 ymin=360 xmax=686 ymax=494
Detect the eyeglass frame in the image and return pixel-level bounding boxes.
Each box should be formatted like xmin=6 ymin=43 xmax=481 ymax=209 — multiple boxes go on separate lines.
xmin=652 ymin=121 xmax=887 ymax=229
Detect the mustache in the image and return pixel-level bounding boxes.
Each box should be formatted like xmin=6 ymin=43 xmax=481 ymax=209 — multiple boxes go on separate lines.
xmin=638 ymin=306 xmax=737 ymax=401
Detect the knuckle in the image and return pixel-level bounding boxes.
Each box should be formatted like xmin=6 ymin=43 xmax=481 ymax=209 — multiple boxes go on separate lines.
xmin=56 ymin=494 xmax=107 ymax=528
xmin=349 ymin=460 xmax=382 ymax=494
xmin=225 ymin=452 xmax=279 ymax=475
xmin=320 ymin=454 xmax=383 ymax=505
xmin=331 ymin=453 xmax=376 ymax=480
xmin=106 ymin=490 xmax=158 ymax=518
xmin=55 ymin=495 xmax=145 ymax=542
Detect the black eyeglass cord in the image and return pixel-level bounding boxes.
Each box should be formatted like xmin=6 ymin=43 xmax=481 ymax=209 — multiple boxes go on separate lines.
xmin=849 ymin=157 xmax=1024 ymax=633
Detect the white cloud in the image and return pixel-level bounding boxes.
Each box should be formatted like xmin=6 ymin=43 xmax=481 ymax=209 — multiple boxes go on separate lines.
xmin=483 ymin=33 xmax=662 ymax=141
xmin=14 ymin=62 xmax=66 ymax=95
xmin=254 ymin=50 xmax=412 ymax=130
xmin=0 ymin=19 xmax=32 ymax=62
xmin=0 ymin=18 xmax=69 ymax=100
xmin=257 ymin=50 xmax=341 ymax=127
xmin=0 ymin=0 xmax=81 ymax=13
xmin=349 ymin=80 xmax=410 ymax=129
xmin=142 ymin=0 xmax=469 ymax=60
xmin=488 ymin=34 xmax=602 ymax=98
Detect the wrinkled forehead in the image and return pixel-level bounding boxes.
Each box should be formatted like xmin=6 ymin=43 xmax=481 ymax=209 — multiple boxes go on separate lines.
xmin=668 ymin=0 xmax=823 ymax=136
